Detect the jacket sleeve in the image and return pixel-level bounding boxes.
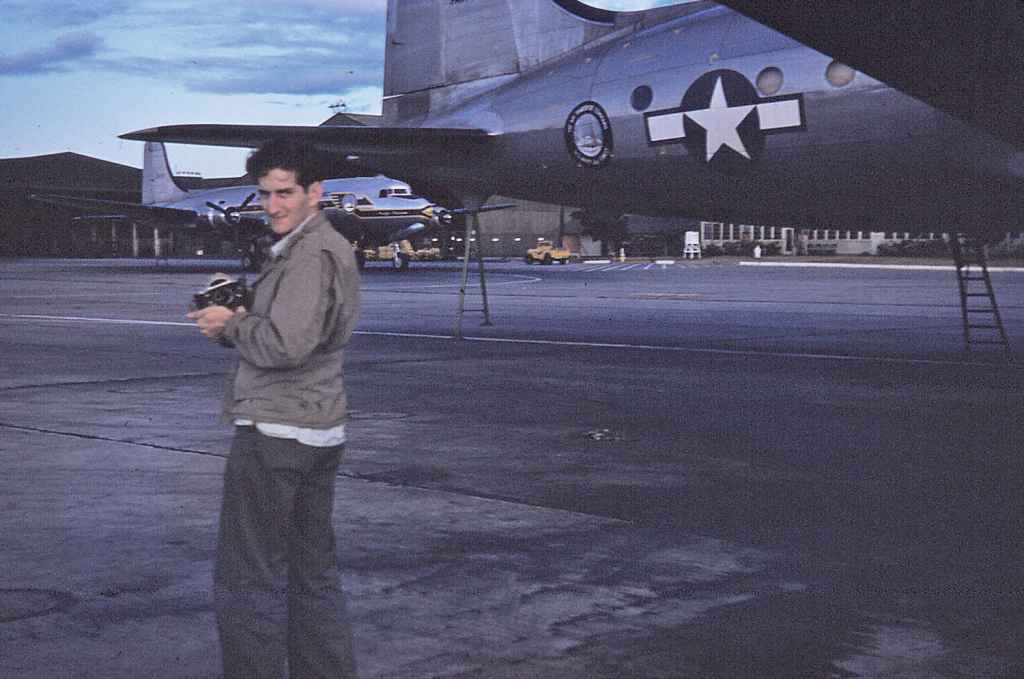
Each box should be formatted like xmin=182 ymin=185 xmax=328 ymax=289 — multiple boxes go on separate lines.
xmin=223 ymin=250 xmax=328 ymax=369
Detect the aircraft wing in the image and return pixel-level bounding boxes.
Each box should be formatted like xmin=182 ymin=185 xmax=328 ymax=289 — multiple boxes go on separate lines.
xmin=30 ymin=194 xmax=199 ymax=225
xmin=716 ymin=0 xmax=1024 ymax=149
xmin=120 ymin=124 xmax=494 ymax=156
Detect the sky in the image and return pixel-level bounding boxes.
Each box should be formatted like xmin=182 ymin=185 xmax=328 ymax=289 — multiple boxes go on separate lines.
xmin=0 ymin=0 xmax=682 ymax=178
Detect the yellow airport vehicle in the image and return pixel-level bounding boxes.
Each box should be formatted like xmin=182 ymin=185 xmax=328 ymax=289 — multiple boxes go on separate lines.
xmin=525 ymin=240 xmax=572 ymax=265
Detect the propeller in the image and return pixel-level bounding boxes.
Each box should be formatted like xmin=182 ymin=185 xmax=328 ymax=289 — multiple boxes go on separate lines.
xmin=206 ymin=192 xmax=257 ymax=226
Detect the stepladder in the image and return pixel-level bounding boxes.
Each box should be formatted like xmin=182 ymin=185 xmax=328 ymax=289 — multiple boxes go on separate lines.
xmin=949 ymin=234 xmax=1011 ymax=357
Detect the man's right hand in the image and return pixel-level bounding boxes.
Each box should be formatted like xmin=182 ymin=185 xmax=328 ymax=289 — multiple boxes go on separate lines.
xmin=186 ymin=306 xmax=246 ymax=340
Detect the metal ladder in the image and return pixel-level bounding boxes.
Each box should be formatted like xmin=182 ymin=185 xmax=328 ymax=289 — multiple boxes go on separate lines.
xmin=453 ymin=210 xmax=492 ymax=339
xmin=949 ymin=234 xmax=1011 ymax=357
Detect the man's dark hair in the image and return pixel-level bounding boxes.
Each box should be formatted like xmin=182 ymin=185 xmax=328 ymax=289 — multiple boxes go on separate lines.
xmin=246 ymin=138 xmax=330 ymax=188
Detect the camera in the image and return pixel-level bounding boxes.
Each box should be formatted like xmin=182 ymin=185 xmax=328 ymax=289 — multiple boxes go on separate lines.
xmin=191 ymin=274 xmax=251 ymax=311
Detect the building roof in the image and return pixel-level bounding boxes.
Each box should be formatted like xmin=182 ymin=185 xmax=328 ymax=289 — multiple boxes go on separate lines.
xmin=320 ymin=112 xmax=383 ymax=127
xmin=0 ymin=151 xmax=140 ymax=196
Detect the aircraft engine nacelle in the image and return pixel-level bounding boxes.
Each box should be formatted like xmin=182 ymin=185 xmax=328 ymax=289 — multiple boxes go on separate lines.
xmin=222 ymin=207 xmax=244 ymax=226
xmin=323 ymin=193 xmax=358 ymax=225
xmin=434 ymin=208 xmax=455 ymax=227
xmin=339 ymin=193 xmax=357 ymax=214
xmin=326 ymin=193 xmax=358 ymax=215
xmin=204 ymin=207 xmax=243 ymax=228
xmin=203 ymin=208 xmax=224 ymax=228
xmin=205 ymin=193 xmax=256 ymax=229
xmin=388 ymin=222 xmax=428 ymax=243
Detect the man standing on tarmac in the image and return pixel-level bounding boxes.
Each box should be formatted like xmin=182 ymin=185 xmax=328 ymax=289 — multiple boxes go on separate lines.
xmin=187 ymin=138 xmax=361 ymax=679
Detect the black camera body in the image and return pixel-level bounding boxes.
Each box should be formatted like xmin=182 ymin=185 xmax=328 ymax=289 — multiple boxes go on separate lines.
xmin=191 ymin=274 xmax=251 ymax=311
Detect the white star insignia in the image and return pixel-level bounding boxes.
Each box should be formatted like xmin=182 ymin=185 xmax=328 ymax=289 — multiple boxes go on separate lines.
xmin=643 ymin=73 xmax=805 ymax=164
xmin=683 ymin=77 xmax=755 ymax=161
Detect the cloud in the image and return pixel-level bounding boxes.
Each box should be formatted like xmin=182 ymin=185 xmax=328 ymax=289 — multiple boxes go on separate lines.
xmin=247 ymin=0 xmax=386 ymax=14
xmin=189 ymin=67 xmax=382 ymax=96
xmin=91 ymin=44 xmax=383 ymax=96
xmin=0 ymin=1 xmax=677 ymax=93
xmin=3 ymin=1 xmax=131 ymax=28
xmin=208 ymin=15 xmax=385 ymax=54
xmin=145 ymin=0 xmax=385 ymax=38
xmin=66 ymin=0 xmax=386 ymax=96
xmin=0 ymin=31 xmax=105 ymax=75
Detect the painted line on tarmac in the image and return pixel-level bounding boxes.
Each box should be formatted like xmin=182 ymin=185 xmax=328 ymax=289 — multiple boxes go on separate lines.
xmin=358 ymin=330 xmax=1013 ymax=369
xmin=376 ymin=273 xmax=543 ymax=290
xmin=740 ymin=261 xmax=1024 ymax=272
xmin=0 ymin=313 xmax=193 ymax=327
xmin=1 ymin=314 xmax=1013 ymax=369
xmin=5 ymin=291 xmax=168 ymax=299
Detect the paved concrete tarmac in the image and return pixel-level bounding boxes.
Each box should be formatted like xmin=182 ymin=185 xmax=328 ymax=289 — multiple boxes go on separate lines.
xmin=1 ymin=258 xmax=1022 ymax=678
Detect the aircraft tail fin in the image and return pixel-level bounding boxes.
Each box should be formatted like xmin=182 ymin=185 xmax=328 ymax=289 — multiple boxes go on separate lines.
xmin=383 ymin=0 xmax=640 ymax=123
xmin=142 ymin=142 xmax=189 ymax=205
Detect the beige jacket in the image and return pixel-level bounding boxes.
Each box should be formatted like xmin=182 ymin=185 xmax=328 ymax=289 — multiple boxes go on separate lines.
xmin=221 ymin=211 xmax=360 ymax=428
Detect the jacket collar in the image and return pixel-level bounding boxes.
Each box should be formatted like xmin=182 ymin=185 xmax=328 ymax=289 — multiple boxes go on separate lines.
xmin=271 ymin=211 xmax=328 ymax=261
xmin=250 ymin=211 xmax=328 ymax=287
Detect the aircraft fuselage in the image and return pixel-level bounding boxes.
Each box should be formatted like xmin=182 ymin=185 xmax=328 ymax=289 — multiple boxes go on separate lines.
xmin=163 ymin=178 xmax=437 ymax=243
xmin=384 ymin=5 xmax=1022 ymax=232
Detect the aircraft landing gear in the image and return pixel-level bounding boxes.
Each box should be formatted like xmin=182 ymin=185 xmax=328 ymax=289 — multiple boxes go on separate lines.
xmin=391 ymin=243 xmax=410 ymax=270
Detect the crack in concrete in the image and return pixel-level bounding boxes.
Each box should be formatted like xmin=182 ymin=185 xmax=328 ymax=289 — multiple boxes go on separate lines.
xmin=0 ymin=372 xmax=225 ymax=393
xmin=0 ymin=588 xmax=80 ymax=622
xmin=0 ymin=423 xmax=635 ymax=525
xmin=0 ymin=422 xmax=223 ymax=459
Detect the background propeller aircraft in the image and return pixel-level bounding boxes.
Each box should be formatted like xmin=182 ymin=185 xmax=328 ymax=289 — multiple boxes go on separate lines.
xmin=32 ymin=142 xmax=448 ymax=270
xmin=121 ymin=0 xmax=1021 ymax=249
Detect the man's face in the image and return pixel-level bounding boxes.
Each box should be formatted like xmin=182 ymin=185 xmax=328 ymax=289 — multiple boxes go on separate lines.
xmin=257 ymin=168 xmax=322 ymax=236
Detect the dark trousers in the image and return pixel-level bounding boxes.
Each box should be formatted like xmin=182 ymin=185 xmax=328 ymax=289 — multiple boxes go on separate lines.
xmin=214 ymin=426 xmax=357 ymax=679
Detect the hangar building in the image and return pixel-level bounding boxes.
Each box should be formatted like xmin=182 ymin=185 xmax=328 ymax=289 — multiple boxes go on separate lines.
xmin=0 ymin=153 xmax=139 ymax=257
